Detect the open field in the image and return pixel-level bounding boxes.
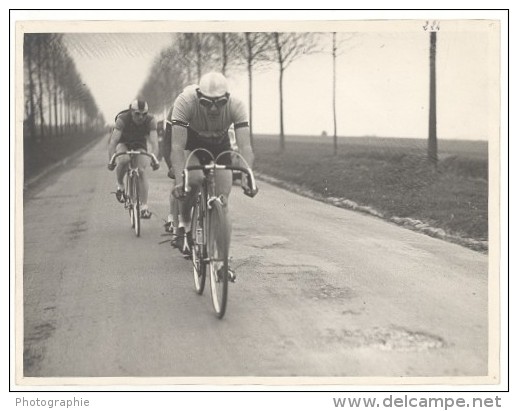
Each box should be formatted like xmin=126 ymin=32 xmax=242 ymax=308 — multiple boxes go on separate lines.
xmin=252 ymin=134 xmax=488 ymax=247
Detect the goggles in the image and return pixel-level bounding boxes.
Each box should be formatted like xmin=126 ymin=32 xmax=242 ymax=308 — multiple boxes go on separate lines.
xmin=197 ymin=89 xmax=229 ymax=109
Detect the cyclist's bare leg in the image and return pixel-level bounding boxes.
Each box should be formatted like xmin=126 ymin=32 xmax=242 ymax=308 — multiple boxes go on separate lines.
xmin=168 ymin=191 xmax=179 ymax=229
xmin=214 ymin=169 xmax=233 ymax=279
xmin=115 ymin=143 xmax=130 ymax=188
xmin=214 ymin=169 xmax=233 ymax=244
xmin=215 ymin=170 xmax=233 ymax=199
xmin=179 ymin=153 xmax=203 ymax=229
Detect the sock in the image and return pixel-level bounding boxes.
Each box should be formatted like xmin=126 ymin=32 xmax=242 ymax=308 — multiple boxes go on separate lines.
xmin=117 ymin=184 xmax=124 ymax=191
xmin=167 ymin=214 xmax=175 ymax=223
xmin=179 ymin=215 xmax=191 ymax=232
xmin=141 ymin=204 xmax=148 ymax=210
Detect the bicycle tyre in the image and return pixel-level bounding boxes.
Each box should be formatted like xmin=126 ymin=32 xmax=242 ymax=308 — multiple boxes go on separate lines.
xmin=126 ymin=175 xmax=134 ymax=228
xmin=132 ymin=175 xmax=140 ymax=237
xmin=191 ymin=192 xmax=206 ymax=295
xmin=208 ymin=199 xmax=230 ymax=318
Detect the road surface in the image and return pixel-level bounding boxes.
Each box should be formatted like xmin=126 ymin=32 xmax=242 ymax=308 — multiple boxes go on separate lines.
xmin=21 ymin=137 xmax=490 ymax=381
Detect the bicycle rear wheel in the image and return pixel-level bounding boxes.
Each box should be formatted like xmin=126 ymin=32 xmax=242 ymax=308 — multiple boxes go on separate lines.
xmin=132 ymin=176 xmax=140 ymax=237
xmin=208 ymin=199 xmax=230 ymax=318
xmin=191 ymin=192 xmax=206 ymax=295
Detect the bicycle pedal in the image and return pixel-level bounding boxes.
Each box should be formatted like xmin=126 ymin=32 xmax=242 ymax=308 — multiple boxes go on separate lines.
xmin=228 ymin=269 xmax=236 ymax=283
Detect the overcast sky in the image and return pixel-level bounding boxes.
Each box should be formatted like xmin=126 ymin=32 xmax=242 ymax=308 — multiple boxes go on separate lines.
xmin=63 ymin=20 xmax=498 ymax=141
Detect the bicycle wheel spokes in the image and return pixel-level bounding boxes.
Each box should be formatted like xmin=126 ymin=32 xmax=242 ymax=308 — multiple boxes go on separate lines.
xmin=129 ymin=205 xmax=135 ymax=228
xmin=191 ymin=199 xmax=206 ymax=295
xmin=208 ymin=200 xmax=230 ymax=318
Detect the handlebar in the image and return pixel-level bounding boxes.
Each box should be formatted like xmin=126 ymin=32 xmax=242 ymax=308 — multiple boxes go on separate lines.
xmin=183 ymin=163 xmax=258 ymax=198
xmin=109 ymin=151 xmax=159 ymax=170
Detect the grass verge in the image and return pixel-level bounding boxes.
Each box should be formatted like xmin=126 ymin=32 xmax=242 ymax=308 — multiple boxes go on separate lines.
xmin=253 ymin=135 xmax=488 ymax=252
xmin=24 ymin=132 xmax=106 ymax=180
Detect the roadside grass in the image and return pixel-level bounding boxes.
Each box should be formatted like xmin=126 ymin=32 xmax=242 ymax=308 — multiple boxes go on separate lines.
xmin=24 ymin=131 xmax=107 ymax=180
xmin=252 ymin=135 xmax=488 ymax=244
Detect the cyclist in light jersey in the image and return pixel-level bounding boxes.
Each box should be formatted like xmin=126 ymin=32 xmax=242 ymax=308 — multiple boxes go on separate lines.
xmin=169 ymin=72 xmax=254 ymax=255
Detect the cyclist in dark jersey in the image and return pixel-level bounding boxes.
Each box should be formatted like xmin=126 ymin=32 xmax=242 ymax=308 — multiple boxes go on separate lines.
xmin=169 ymin=72 xmax=254 ymax=256
xmin=107 ymin=99 xmax=159 ymax=219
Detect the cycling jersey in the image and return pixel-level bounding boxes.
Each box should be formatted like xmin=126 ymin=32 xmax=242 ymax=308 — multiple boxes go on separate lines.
xmin=115 ymin=110 xmax=157 ymax=150
xmin=171 ymin=85 xmax=248 ymax=133
xmin=169 ymin=85 xmax=248 ymax=164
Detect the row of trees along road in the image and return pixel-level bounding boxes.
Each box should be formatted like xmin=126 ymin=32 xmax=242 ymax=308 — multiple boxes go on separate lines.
xmin=139 ymin=32 xmax=338 ymax=152
xmin=23 ymin=34 xmax=105 ymax=144
xmin=141 ymin=30 xmax=439 ymax=161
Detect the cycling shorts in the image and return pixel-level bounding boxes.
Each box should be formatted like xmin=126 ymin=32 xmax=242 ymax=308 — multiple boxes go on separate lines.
xmin=119 ymin=141 xmax=147 ymax=151
xmin=185 ymin=130 xmax=232 ymax=166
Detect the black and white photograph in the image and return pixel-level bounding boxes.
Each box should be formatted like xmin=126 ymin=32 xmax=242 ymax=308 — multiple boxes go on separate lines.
xmin=14 ymin=14 xmax=503 ymax=389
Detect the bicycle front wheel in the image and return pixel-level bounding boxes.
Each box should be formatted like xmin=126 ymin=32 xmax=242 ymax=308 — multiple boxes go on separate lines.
xmin=126 ymin=175 xmax=134 ymax=227
xmin=191 ymin=193 xmax=206 ymax=295
xmin=132 ymin=176 xmax=140 ymax=237
xmin=208 ymin=199 xmax=230 ymax=318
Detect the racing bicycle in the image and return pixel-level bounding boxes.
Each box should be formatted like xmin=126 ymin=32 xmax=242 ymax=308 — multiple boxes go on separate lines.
xmin=109 ymin=150 xmax=159 ymax=237
xmin=183 ymin=148 xmax=258 ymax=318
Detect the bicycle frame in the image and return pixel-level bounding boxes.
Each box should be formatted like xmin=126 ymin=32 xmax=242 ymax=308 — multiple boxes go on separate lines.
xmin=183 ymin=148 xmax=257 ymax=318
xmin=109 ymin=150 xmax=158 ymax=237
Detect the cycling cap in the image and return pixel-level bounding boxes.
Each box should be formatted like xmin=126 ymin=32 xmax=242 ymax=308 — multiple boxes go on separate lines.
xmin=129 ymin=99 xmax=148 ymax=113
xmin=199 ymin=72 xmax=228 ymax=98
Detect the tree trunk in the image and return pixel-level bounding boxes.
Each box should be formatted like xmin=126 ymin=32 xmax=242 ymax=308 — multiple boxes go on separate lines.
xmin=26 ymin=37 xmax=37 ymax=142
xmin=66 ymin=97 xmax=71 ymax=136
xmin=196 ymin=40 xmax=202 ymax=82
xmin=52 ymin=57 xmax=59 ymax=137
xmin=428 ymin=31 xmax=438 ymax=167
xmin=332 ymin=32 xmax=338 ymax=156
xmin=221 ymin=33 xmax=227 ymax=75
xmin=279 ymin=67 xmax=285 ymax=152
xmin=248 ymin=60 xmax=254 ymax=148
xmin=79 ymin=108 xmax=83 ymax=134
xmin=61 ymin=91 xmax=65 ymax=137
xmin=53 ymin=86 xmax=59 ymax=137
xmin=36 ymin=38 xmax=45 ymax=140
xmin=46 ymin=57 xmax=53 ymax=139
xmin=59 ymin=90 xmax=64 ymax=137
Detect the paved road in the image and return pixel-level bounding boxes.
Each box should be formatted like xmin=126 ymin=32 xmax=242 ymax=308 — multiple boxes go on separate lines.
xmin=22 ymin=137 xmax=489 ymax=380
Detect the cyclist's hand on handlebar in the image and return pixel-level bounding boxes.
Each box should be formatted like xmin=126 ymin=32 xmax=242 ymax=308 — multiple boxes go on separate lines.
xmin=172 ymin=183 xmax=186 ymax=199
xmin=241 ymin=173 xmax=259 ymax=198
xmin=244 ymin=186 xmax=259 ymax=198
xmin=150 ymin=154 xmax=160 ymax=171
xmin=107 ymin=162 xmax=116 ymax=171
xmin=240 ymin=173 xmax=249 ymax=191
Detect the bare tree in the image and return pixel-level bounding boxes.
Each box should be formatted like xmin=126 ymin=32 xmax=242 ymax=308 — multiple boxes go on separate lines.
xmin=233 ymin=32 xmax=272 ymax=146
xmin=427 ymin=25 xmax=439 ymax=167
xmin=24 ymin=35 xmax=37 ymax=141
xmin=35 ymin=35 xmax=47 ymax=140
xmin=213 ymin=32 xmax=243 ymax=76
xmin=139 ymin=45 xmax=189 ymax=116
xmin=45 ymin=36 xmax=54 ymax=138
xmin=331 ymin=32 xmax=356 ymax=155
xmin=175 ymin=33 xmax=218 ymax=83
xmin=24 ymin=33 xmax=103 ymax=142
xmin=268 ymin=32 xmax=320 ymax=151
